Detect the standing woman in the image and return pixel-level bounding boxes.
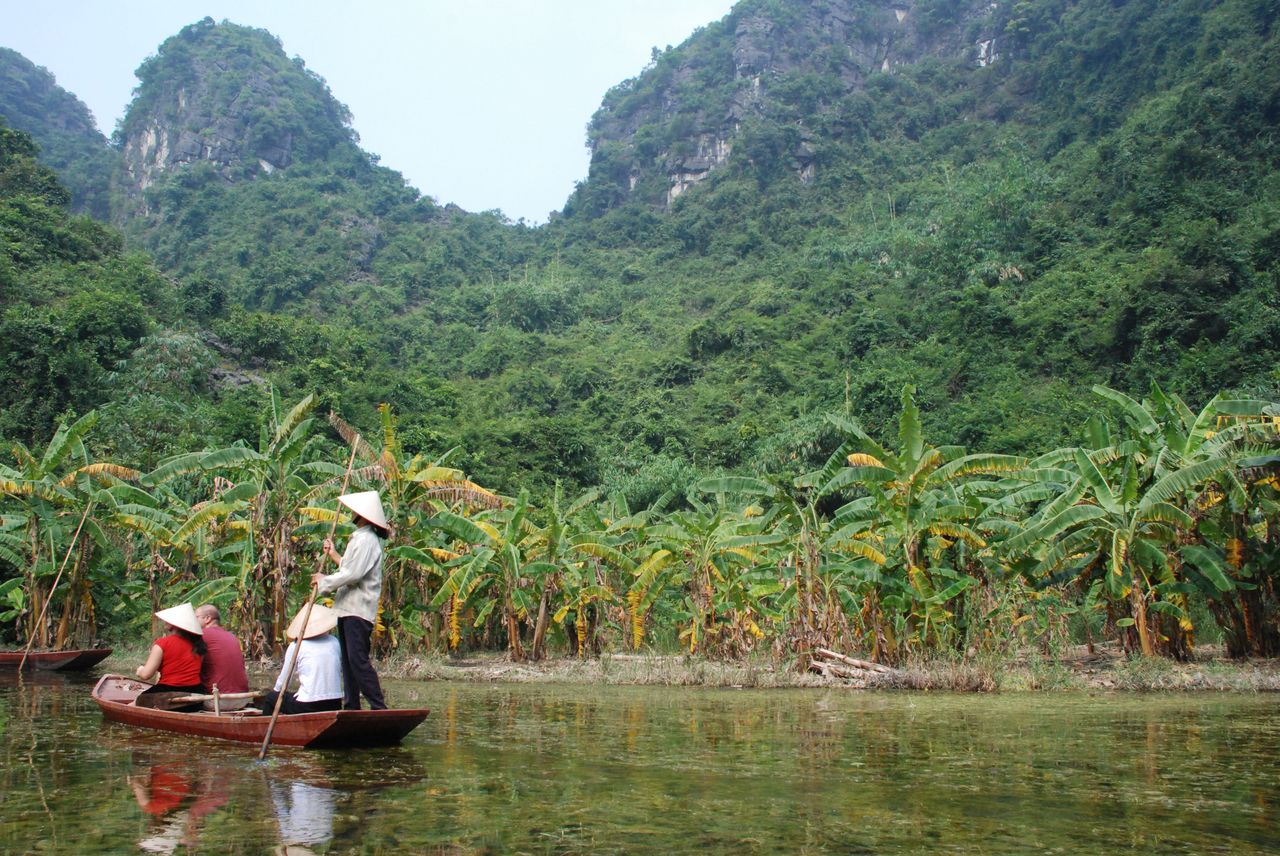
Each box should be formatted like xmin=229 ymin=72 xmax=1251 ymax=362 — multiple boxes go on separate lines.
xmin=136 ymin=603 xmax=206 ymax=705
xmin=313 ymin=490 xmax=389 ymax=710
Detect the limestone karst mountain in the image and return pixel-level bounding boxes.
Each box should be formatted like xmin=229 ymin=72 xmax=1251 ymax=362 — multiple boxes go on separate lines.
xmin=578 ymin=0 xmax=1008 ymax=213
xmin=117 ymin=18 xmax=360 ymax=198
xmin=0 ymin=0 xmax=1277 ymax=498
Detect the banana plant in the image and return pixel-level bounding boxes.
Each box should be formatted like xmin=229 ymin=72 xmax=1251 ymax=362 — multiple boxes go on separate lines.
xmin=568 ymin=491 xmax=671 ymax=652
xmin=797 ymin=385 xmax=1022 ymax=661
xmin=328 ymin=404 xmax=503 ymax=653
xmin=638 ymin=488 xmax=785 ymax=657
xmin=140 ymin=390 xmax=330 ymax=654
xmin=428 ymin=493 xmax=539 ymax=659
xmin=1178 ymin=399 xmax=1280 ymax=656
xmin=1002 ymin=388 xmax=1244 ymax=658
xmin=0 ymin=411 xmax=138 ymax=648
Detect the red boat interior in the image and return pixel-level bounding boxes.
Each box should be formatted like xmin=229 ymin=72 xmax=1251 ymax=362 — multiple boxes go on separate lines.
xmin=100 ymin=677 xmax=265 ymax=715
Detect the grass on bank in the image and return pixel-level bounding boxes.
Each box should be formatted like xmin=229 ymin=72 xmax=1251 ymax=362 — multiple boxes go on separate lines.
xmin=98 ymin=644 xmax=1280 ymax=693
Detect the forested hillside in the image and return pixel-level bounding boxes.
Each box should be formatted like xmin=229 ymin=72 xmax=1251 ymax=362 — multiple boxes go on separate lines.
xmin=2 ymin=2 xmax=1277 ymax=501
xmin=1 ymin=1 xmax=1278 ymax=663
xmin=0 ymin=48 xmax=118 ymax=219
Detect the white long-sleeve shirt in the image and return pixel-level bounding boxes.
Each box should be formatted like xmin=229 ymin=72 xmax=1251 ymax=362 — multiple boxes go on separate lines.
xmin=274 ymin=635 xmax=343 ymax=702
xmin=316 ymin=525 xmax=383 ymax=622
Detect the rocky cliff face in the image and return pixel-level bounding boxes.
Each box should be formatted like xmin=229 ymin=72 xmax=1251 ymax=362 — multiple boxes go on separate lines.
xmin=579 ymin=0 xmax=1007 ymax=211
xmin=118 ymin=18 xmax=356 ymax=195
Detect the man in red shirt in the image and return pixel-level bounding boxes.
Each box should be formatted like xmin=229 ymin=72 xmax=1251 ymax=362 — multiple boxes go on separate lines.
xmin=195 ymin=604 xmax=249 ymax=694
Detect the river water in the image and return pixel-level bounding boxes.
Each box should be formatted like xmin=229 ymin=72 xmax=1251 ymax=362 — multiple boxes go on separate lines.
xmin=0 ymin=672 xmax=1277 ymax=854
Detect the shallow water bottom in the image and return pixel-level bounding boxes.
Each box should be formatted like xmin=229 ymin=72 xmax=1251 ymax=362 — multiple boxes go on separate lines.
xmin=1 ymin=674 xmax=1277 ymax=853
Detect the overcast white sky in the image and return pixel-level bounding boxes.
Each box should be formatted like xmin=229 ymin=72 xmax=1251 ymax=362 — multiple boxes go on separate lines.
xmin=1 ymin=1 xmax=736 ymax=223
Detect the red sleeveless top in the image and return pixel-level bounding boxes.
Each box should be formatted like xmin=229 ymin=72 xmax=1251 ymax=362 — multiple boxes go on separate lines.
xmin=155 ymin=634 xmax=203 ymax=686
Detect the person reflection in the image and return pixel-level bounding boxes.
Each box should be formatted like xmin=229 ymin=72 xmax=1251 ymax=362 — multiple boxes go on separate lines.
xmin=270 ymin=779 xmax=337 ymax=855
xmin=128 ymin=760 xmax=229 ymax=854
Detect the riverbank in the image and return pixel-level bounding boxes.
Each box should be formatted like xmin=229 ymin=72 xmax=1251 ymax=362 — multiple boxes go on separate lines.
xmin=99 ymin=643 xmax=1280 ymax=692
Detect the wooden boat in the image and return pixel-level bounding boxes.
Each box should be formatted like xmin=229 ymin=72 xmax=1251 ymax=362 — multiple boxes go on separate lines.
xmin=92 ymin=675 xmax=429 ymax=748
xmin=0 ymin=647 xmax=113 ymax=671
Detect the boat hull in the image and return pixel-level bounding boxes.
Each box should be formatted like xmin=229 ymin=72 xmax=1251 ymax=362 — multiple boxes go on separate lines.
xmin=92 ymin=675 xmax=429 ymax=748
xmin=0 ymin=648 xmax=113 ymax=671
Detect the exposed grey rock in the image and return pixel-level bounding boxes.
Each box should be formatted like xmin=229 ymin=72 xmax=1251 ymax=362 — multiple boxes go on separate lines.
xmin=117 ymin=18 xmax=355 ymax=203
xmin=584 ymin=0 xmax=1005 ymax=209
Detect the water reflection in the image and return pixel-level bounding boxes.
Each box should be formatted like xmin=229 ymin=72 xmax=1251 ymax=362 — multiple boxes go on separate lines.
xmin=112 ymin=747 xmax=425 ymax=854
xmin=408 ymin=684 xmax=1280 ymax=854
xmin=270 ymin=779 xmax=337 ymax=855
xmin=2 ymin=676 xmax=1279 ymax=853
xmin=128 ymin=754 xmax=232 ymax=854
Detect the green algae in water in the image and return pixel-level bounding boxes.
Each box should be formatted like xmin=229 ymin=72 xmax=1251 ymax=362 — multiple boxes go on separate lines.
xmin=1 ymin=677 xmax=1278 ymax=853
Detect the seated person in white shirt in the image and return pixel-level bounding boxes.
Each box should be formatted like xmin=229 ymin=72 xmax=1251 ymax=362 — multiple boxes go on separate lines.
xmin=261 ymin=604 xmax=344 ymax=715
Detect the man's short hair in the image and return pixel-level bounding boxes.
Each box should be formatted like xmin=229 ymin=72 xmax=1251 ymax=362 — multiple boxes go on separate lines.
xmin=196 ymin=603 xmax=220 ymax=623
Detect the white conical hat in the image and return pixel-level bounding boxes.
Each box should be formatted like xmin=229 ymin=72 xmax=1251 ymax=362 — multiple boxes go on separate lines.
xmin=155 ymin=602 xmax=202 ymax=636
xmin=338 ymin=490 xmax=388 ymax=530
xmin=286 ymin=603 xmax=338 ymax=640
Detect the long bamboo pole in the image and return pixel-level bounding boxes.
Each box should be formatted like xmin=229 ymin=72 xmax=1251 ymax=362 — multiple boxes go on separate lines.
xmin=258 ymin=439 xmax=360 ymax=760
xmin=19 ymin=503 xmax=93 ymax=671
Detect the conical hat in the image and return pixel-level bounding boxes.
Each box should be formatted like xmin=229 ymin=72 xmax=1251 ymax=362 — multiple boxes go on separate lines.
xmin=286 ymin=603 xmax=338 ymax=640
xmin=155 ymin=603 xmax=202 ymax=636
xmin=338 ymin=490 xmax=388 ymax=530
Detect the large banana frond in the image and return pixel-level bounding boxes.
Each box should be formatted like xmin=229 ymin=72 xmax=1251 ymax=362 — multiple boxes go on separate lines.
xmin=416 ymin=476 xmax=503 ymax=510
xmin=694 ymin=476 xmax=778 ymax=499
xmin=171 ymin=500 xmax=243 ymax=544
xmin=1004 ymin=503 xmax=1108 ymax=555
xmin=40 ymin=411 xmax=99 ymax=474
xmin=1073 ymin=449 xmax=1120 ymax=514
xmin=1137 ymin=458 xmax=1232 ymax=514
xmin=570 ymin=540 xmax=637 ymax=573
xmin=388 ymin=544 xmax=462 ymax=566
xmin=1032 ymin=527 xmax=1106 ymax=577
xmin=935 ymin=454 xmax=1029 ymax=482
xmin=819 ymin=465 xmax=897 ymax=498
xmin=428 ymin=509 xmax=494 ymax=546
xmin=272 ymin=393 xmax=316 ymax=448
xmin=1137 ymin=501 xmax=1194 ymax=529
xmin=631 ymin=549 xmax=675 ymax=591
xmin=831 ymin=538 xmax=887 ymax=565
xmin=897 ymin=384 xmax=924 ymax=467
xmin=846 ymin=452 xmax=884 ymax=468
xmin=1181 ymin=545 xmax=1235 ymax=593
xmin=0 ymin=474 xmax=57 ymax=500
xmin=927 ymin=522 xmax=986 ymax=549
xmin=58 ymin=463 xmax=140 ymax=488
xmin=327 ymin=410 xmax=376 ymax=462
xmin=1092 ymin=385 xmax=1159 ymax=437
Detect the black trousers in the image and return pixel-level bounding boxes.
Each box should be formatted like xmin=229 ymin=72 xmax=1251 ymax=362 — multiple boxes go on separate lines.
xmin=337 ymin=616 xmax=386 ymax=710
xmin=260 ymin=690 xmax=342 ymax=715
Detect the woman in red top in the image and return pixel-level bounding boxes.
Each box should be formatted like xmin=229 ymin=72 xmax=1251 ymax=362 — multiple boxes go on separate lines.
xmin=137 ymin=603 xmax=206 ymax=707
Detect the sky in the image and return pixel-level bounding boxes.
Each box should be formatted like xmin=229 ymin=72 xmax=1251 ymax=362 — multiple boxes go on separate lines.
xmin=1 ymin=0 xmax=737 ymax=223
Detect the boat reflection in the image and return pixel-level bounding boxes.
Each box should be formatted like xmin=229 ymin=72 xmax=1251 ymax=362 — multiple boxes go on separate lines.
xmin=122 ymin=747 xmax=426 ymax=854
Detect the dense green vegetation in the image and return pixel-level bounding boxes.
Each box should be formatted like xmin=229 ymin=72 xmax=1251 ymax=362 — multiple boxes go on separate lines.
xmin=1 ymin=0 xmax=1278 ymax=661
xmin=0 ymin=48 xmax=118 ymax=218
xmin=2 ymin=378 xmax=1276 ymax=665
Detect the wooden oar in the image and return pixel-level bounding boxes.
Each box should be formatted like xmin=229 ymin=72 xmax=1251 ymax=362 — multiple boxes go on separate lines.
xmin=18 ymin=503 xmax=93 ymax=672
xmin=258 ymin=439 xmax=361 ymax=760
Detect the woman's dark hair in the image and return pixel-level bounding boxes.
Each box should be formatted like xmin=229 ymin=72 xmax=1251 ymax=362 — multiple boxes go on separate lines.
xmin=354 ymin=513 xmax=390 ymax=539
xmin=176 ymin=627 xmax=206 ymax=657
